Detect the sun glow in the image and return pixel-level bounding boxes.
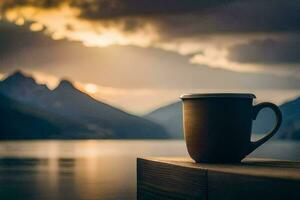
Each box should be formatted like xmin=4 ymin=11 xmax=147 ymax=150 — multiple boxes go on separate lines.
xmin=84 ymin=83 xmax=99 ymax=94
xmin=0 ymin=73 xmax=5 ymax=80
xmin=30 ymin=22 xmax=44 ymax=31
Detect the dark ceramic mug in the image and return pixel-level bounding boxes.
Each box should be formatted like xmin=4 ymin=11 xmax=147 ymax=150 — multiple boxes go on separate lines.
xmin=180 ymin=93 xmax=282 ymax=163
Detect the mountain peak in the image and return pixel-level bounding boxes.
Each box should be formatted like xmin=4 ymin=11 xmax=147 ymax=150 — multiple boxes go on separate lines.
xmin=0 ymin=70 xmax=51 ymax=104
xmin=3 ymin=70 xmax=36 ymax=85
xmin=10 ymin=70 xmax=25 ymax=78
xmin=55 ymin=79 xmax=76 ymax=91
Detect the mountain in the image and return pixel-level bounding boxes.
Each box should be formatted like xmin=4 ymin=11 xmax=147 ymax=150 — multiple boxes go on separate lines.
xmin=0 ymin=92 xmax=124 ymax=139
xmin=0 ymin=93 xmax=60 ymax=139
xmin=145 ymin=98 xmax=300 ymax=140
xmin=0 ymin=71 xmax=51 ymax=106
xmin=0 ymin=71 xmax=168 ymax=139
xmin=275 ymin=97 xmax=300 ymax=140
xmin=146 ymin=102 xmax=183 ymax=139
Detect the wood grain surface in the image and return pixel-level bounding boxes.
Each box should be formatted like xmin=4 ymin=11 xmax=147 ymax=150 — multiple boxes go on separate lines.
xmin=137 ymin=157 xmax=300 ymax=200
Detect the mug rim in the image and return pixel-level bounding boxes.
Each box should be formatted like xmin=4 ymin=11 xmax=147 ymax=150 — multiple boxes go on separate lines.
xmin=180 ymin=93 xmax=256 ymax=100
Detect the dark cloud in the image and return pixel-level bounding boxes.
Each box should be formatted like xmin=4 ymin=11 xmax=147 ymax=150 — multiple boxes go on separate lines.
xmin=83 ymin=0 xmax=300 ymax=35
xmin=153 ymin=0 xmax=300 ymax=39
xmin=228 ymin=35 xmax=300 ymax=65
xmin=76 ymin=0 xmax=233 ymax=19
xmin=0 ymin=0 xmax=63 ymax=9
xmin=0 ymin=0 xmax=233 ymax=18
xmin=1 ymin=0 xmax=300 ymax=35
xmin=0 ymin=20 xmax=64 ymax=57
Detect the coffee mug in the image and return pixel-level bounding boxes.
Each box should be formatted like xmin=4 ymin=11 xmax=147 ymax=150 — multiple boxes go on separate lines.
xmin=181 ymin=93 xmax=282 ymax=163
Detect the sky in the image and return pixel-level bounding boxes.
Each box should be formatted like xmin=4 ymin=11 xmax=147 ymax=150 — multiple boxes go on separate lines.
xmin=0 ymin=0 xmax=300 ymax=114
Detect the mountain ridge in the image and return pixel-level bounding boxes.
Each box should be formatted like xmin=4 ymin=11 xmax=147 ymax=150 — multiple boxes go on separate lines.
xmin=0 ymin=71 xmax=169 ymax=139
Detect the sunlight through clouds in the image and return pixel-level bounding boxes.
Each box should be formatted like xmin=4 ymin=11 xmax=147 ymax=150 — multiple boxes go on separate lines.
xmin=3 ymin=4 xmax=158 ymax=47
xmin=83 ymin=83 xmax=99 ymax=94
xmin=1 ymin=0 xmax=300 ymax=76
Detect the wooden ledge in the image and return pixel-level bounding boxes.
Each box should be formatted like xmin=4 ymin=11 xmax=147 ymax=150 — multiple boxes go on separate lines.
xmin=137 ymin=157 xmax=300 ymax=200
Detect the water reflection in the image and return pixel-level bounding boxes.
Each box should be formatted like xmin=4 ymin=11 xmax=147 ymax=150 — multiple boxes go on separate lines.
xmin=0 ymin=140 xmax=299 ymax=200
xmin=0 ymin=140 xmax=188 ymax=200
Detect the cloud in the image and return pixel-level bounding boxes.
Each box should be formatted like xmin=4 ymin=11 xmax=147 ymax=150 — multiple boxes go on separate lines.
xmin=2 ymin=1 xmax=300 ymax=34
xmin=0 ymin=1 xmax=233 ymax=19
xmin=228 ymin=34 xmax=300 ymax=65
xmin=0 ymin=21 xmax=63 ymax=56
xmin=1 ymin=0 xmax=300 ymax=75
xmin=1 ymin=22 xmax=300 ymax=91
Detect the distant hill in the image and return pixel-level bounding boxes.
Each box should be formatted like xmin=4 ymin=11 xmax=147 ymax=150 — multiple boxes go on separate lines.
xmin=0 ymin=71 xmax=169 ymax=139
xmin=145 ymin=97 xmax=300 ymax=140
xmin=145 ymin=101 xmax=275 ymax=139
xmin=274 ymin=97 xmax=300 ymax=140
xmin=146 ymin=102 xmax=183 ymax=139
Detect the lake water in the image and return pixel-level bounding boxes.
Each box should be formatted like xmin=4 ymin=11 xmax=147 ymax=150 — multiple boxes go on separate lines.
xmin=0 ymin=140 xmax=299 ymax=200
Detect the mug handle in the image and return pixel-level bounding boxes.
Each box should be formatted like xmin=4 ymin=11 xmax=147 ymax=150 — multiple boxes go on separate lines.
xmin=248 ymin=102 xmax=282 ymax=153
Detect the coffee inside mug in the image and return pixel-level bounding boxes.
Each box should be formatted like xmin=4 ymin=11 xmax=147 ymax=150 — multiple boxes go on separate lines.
xmin=181 ymin=93 xmax=282 ymax=163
